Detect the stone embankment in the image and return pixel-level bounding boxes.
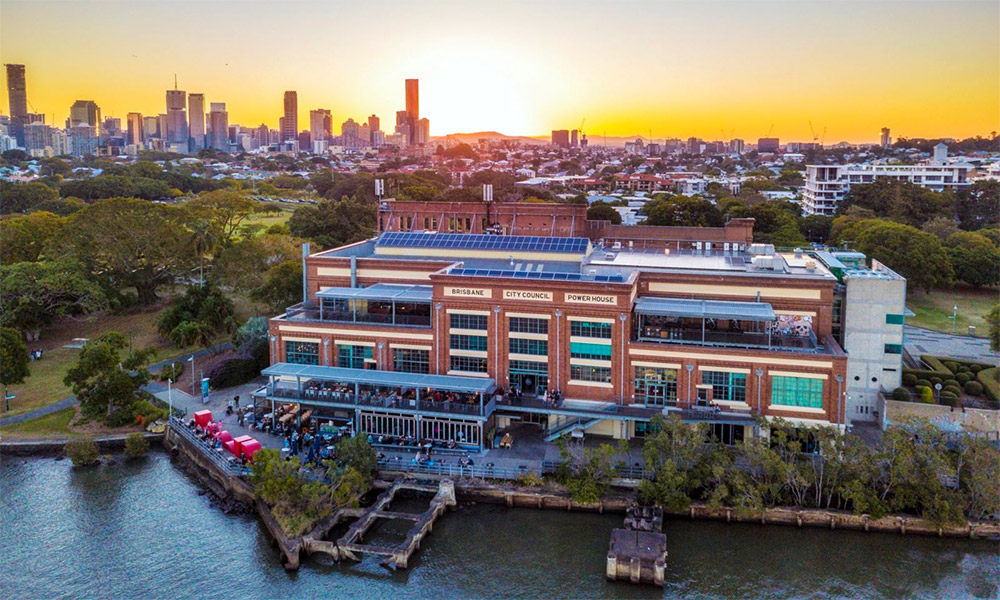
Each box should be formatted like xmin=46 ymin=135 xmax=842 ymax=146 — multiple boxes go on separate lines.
xmin=1 ymin=432 xmax=164 ymax=456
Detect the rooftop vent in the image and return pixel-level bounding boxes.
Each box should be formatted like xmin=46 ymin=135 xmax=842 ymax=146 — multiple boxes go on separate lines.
xmin=794 ymin=247 xmax=803 ymax=258
xmin=748 ymin=243 xmax=776 ymax=256
xmin=751 ymin=255 xmax=776 ymax=270
xmin=805 ymin=260 xmax=817 ymax=271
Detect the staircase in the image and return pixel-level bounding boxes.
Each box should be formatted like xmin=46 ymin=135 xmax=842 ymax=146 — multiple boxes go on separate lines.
xmin=544 ymin=417 xmax=603 ymax=442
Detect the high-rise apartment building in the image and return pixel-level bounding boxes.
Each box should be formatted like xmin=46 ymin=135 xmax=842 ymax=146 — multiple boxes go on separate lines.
xmin=188 ymin=93 xmax=206 ymax=150
xmin=571 ymin=129 xmax=579 ymax=147
xmin=255 ymin=123 xmax=270 ymax=148
xmin=757 ymin=137 xmax=780 ymax=153
xmin=416 ymin=118 xmax=429 ymax=145
xmin=207 ymin=103 xmax=229 ymax=151
xmin=367 ymin=114 xmax=380 ymax=145
xmin=24 ymin=122 xmax=52 ymax=155
xmin=729 ymin=138 xmax=745 ymax=154
xmin=341 ymin=118 xmax=361 ymax=140
xmin=281 ymin=91 xmax=298 ymax=141
xmin=880 ymin=127 xmax=891 ymax=148
xmin=5 ymin=64 xmax=28 ymax=145
xmin=310 ymin=109 xmax=331 ymax=143
xmin=394 ymin=110 xmax=411 ymax=145
xmin=165 ymin=88 xmax=188 ymax=147
xmin=126 ymin=112 xmax=144 ymax=146
xmin=551 ymin=129 xmax=570 ymax=148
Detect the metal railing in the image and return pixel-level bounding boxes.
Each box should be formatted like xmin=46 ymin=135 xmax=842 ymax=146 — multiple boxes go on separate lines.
xmin=281 ymin=304 xmax=432 ymax=328
xmin=635 ymin=327 xmax=819 ymax=353
xmin=378 ymin=457 xmax=541 ymax=480
xmin=267 ymin=385 xmax=491 ymax=417
xmin=170 ymin=417 xmax=251 ymax=477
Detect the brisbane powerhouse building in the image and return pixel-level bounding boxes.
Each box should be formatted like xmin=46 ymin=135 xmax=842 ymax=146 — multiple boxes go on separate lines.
xmin=257 ymin=202 xmax=904 ymax=449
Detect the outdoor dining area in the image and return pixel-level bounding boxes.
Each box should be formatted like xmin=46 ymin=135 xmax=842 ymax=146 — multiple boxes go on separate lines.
xmin=260 ymin=363 xmax=499 ymax=418
xmin=180 ymin=409 xmax=263 ymax=467
xmin=632 ymin=297 xmax=817 ymax=351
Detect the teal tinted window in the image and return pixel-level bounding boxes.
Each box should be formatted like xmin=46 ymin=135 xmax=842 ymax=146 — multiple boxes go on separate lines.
xmin=771 ymin=376 xmax=824 ymax=408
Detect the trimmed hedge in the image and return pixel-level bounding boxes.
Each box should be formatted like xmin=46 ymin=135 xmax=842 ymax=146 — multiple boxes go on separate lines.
xmin=902 ymin=373 xmax=918 ymax=387
xmin=922 ymin=355 xmax=951 ymax=374
xmin=915 ymin=379 xmax=932 ymax=388
xmin=963 ymin=381 xmax=984 ymax=397
xmin=956 ymin=372 xmax=972 ymax=385
xmin=892 ymin=387 xmax=911 ymax=401
xmin=976 ymin=367 xmax=999 ymax=406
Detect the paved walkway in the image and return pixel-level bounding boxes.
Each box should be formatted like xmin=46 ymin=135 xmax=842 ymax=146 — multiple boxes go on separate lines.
xmin=904 ymin=326 xmax=998 ymax=364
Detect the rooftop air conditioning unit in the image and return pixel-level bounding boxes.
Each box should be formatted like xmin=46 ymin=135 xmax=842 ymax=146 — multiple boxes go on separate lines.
xmin=748 ymin=243 xmax=776 ymax=256
xmin=751 ymin=255 xmax=775 ymax=270
xmin=612 ymin=241 xmax=622 ymax=250
xmin=805 ymin=260 xmax=817 ymax=271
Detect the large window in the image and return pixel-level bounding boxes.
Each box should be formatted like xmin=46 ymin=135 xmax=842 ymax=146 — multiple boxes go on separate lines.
xmin=337 ymin=344 xmax=372 ymax=369
xmin=509 ymin=337 xmax=548 ymax=356
xmin=771 ymin=376 xmax=824 ymax=408
xmin=701 ymin=370 xmax=747 ymax=403
xmin=570 ymin=320 xmax=612 ymax=339
xmin=450 ymin=355 xmax=488 ymax=373
xmin=450 ymin=313 xmax=487 ymax=330
xmin=450 ymin=334 xmax=488 ymax=352
xmin=570 ymin=341 xmax=611 ymax=361
xmin=570 ymin=364 xmax=612 ymax=383
xmin=393 ymin=348 xmax=429 ymax=374
xmin=634 ymin=366 xmax=677 ymax=406
xmin=286 ymin=341 xmax=319 ymax=365
xmin=509 ymin=317 xmax=548 ymax=334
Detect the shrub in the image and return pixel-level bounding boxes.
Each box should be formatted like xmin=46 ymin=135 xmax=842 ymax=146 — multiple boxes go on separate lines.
xmin=970 ymin=364 xmax=983 ymax=373
xmin=915 ymin=379 xmax=932 ymax=388
xmin=943 ymin=386 xmax=962 ymax=398
xmin=206 ymin=355 xmax=260 ymax=388
xmin=157 ymin=362 xmax=185 ymax=382
xmin=517 ymin=471 xmax=545 ymax=487
xmin=919 ymin=387 xmax=935 ymax=404
xmin=902 ymin=373 xmax=918 ymax=387
xmin=921 ymin=356 xmax=953 ymax=375
xmin=124 ymin=432 xmax=149 ymax=458
xmin=65 ymin=436 xmax=99 ymax=466
xmin=944 ymin=361 xmax=960 ymax=373
xmin=892 ymin=387 xmax=912 ymax=401
xmin=943 ymin=379 xmax=960 ymax=389
xmin=132 ymin=399 xmax=165 ymax=425
xmin=939 ymin=393 xmax=960 ymax=408
xmin=964 ymin=381 xmax=984 ymax=396
xmin=929 ymin=376 xmax=943 ymax=386
xmin=107 ymin=406 xmax=136 ymax=428
xmin=978 ymin=367 xmax=1000 ymax=405
xmin=958 ymin=365 xmax=971 ymax=374
xmin=956 ymin=372 xmax=972 ymax=385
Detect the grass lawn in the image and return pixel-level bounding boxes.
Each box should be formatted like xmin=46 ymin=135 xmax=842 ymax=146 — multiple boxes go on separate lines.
xmin=906 ymin=287 xmax=998 ymax=336
xmin=248 ymin=204 xmax=296 ymax=233
xmin=0 ymin=407 xmax=77 ymax=438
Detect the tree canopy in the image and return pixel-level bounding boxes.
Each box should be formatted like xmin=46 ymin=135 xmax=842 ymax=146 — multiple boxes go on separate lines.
xmin=834 ymin=218 xmax=952 ymax=292
xmin=0 ymin=259 xmax=107 ymax=341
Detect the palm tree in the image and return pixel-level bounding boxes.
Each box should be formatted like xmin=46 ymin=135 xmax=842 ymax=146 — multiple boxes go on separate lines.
xmin=189 ymin=221 xmax=216 ymax=287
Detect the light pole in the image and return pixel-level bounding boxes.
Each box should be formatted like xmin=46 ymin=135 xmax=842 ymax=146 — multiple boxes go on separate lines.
xmin=167 ymin=369 xmax=174 ymax=421
xmin=554 ymin=310 xmax=563 ymax=392
xmin=834 ymin=374 xmax=844 ymax=432
xmin=952 ymin=305 xmax=958 ymax=334
xmin=755 ymin=368 xmax=764 ymax=414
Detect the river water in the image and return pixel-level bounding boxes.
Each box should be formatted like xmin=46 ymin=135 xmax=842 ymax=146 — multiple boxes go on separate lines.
xmin=2 ymin=453 xmax=997 ymax=600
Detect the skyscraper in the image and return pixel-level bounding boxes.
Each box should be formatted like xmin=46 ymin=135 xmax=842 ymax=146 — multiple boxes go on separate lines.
xmin=208 ymin=102 xmax=228 ymax=151
xmin=165 ymin=87 xmax=188 ymax=148
xmin=188 ymin=93 xmax=206 ymax=150
xmin=395 ymin=110 xmax=411 ymax=145
xmin=880 ymin=127 xmax=891 ymax=148
xmin=143 ymin=116 xmax=160 ymax=139
xmin=67 ymin=100 xmax=101 ymax=132
xmin=405 ymin=79 xmax=419 ymax=146
xmin=416 ymin=118 xmax=430 ymax=145
xmin=127 ymin=112 xmax=144 ymax=146
xmin=367 ymin=114 xmax=380 ymax=145
xmin=282 ymin=91 xmax=298 ymax=141
xmin=309 ymin=109 xmax=331 ymax=141
xmin=5 ymin=64 xmax=27 ymax=145
xmin=551 ymin=129 xmax=570 ymax=148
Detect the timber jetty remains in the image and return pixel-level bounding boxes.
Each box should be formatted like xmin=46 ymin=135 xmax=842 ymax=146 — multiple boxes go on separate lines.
xmin=607 ymin=505 xmax=667 ymax=586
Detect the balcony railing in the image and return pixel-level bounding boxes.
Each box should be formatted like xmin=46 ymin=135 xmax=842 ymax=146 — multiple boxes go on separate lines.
xmin=495 ymin=395 xmax=756 ymax=424
xmin=635 ymin=326 xmax=818 ymax=352
xmin=263 ymin=383 xmax=490 ymax=418
xmin=280 ymin=303 xmax=432 ymax=328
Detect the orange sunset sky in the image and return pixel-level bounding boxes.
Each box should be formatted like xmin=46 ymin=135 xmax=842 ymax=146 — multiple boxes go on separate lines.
xmin=1 ymin=0 xmax=997 ymax=144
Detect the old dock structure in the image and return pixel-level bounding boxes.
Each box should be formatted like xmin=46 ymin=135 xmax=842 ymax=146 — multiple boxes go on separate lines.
xmin=606 ymin=505 xmax=668 ymax=586
xmin=306 ymin=478 xmax=456 ymax=570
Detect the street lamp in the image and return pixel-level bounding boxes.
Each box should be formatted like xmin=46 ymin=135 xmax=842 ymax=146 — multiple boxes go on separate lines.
xmin=951 ymin=305 xmax=958 ymax=334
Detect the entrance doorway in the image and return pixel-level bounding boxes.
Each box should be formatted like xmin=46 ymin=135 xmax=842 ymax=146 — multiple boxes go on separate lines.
xmin=509 ymin=360 xmax=548 ymax=397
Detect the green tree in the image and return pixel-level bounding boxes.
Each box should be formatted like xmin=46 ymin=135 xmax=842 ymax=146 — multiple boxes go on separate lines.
xmin=62 ymin=198 xmax=195 ymax=305
xmin=59 ymin=175 xmax=177 ymax=201
xmin=555 ymin=438 xmax=625 ymax=503
xmin=639 ymin=414 xmax=708 ymax=510
xmin=0 ymin=259 xmax=106 ymax=341
xmin=799 ymin=214 xmax=833 ymax=243
xmin=955 ymin=180 xmax=1000 ymax=231
xmin=987 ymin=304 xmax=1000 ymax=353
xmin=945 ymin=231 xmax=1000 ymax=288
xmin=0 ymin=211 xmax=66 ymax=264
xmin=642 ymin=195 xmax=724 ymax=227
xmin=835 ymin=219 xmax=953 ymax=292
xmin=334 ymin=434 xmax=378 ymax=481
xmin=586 ymin=203 xmax=622 ymax=224
xmin=213 ymin=234 xmax=305 ymax=292
xmin=186 ymin=189 xmax=262 ymax=245
xmin=64 ymin=333 xmax=155 ymax=422
xmin=169 ymin=320 xmax=216 ymax=349
xmin=188 ymin=221 xmax=216 ymax=286
xmin=30 ymin=196 xmax=86 ymax=216
xmin=839 ymin=179 xmax=954 ymax=227
xmin=0 ymin=181 xmax=59 ymax=213
xmin=252 ymin=260 xmax=303 ymax=312
xmin=0 ymin=327 xmax=29 ymax=412
xmin=65 ymin=437 xmax=100 ymax=467
xmin=288 ymin=197 xmax=375 ymax=249
xmin=124 ymin=432 xmax=150 ymax=458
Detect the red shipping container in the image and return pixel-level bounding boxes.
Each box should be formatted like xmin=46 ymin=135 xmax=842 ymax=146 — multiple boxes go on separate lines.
xmin=216 ymin=430 xmax=234 ymax=443
xmin=241 ymin=439 xmax=263 ymax=461
xmin=223 ymin=440 xmax=238 ymax=455
xmin=233 ymin=435 xmax=253 ymax=458
xmin=194 ymin=410 xmax=212 ymax=427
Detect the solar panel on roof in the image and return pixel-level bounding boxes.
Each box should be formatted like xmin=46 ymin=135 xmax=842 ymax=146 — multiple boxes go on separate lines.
xmin=377 ymin=232 xmax=589 ymax=254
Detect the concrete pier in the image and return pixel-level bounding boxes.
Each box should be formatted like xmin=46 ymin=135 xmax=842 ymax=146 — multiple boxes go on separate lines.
xmin=606 ymin=506 xmax=667 ymax=586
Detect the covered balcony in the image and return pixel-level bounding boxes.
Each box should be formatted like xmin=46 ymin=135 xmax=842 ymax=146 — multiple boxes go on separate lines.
xmin=632 ymin=297 xmax=818 ymax=352
xmin=281 ymin=283 xmax=432 ymax=327
xmin=257 ymin=363 xmax=497 ymax=420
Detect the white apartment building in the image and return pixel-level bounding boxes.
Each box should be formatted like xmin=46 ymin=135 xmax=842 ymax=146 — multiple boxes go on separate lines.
xmin=802 ymin=143 xmax=972 ymax=215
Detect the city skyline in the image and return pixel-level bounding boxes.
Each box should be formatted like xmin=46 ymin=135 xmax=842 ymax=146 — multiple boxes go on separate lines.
xmin=1 ymin=0 xmax=998 ymax=143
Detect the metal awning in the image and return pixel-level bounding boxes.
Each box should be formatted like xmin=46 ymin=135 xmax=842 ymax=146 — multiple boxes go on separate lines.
xmin=262 ymin=363 xmax=496 ymax=394
xmin=315 ymin=283 xmax=432 ymax=303
xmin=633 ymin=297 xmax=776 ymax=322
